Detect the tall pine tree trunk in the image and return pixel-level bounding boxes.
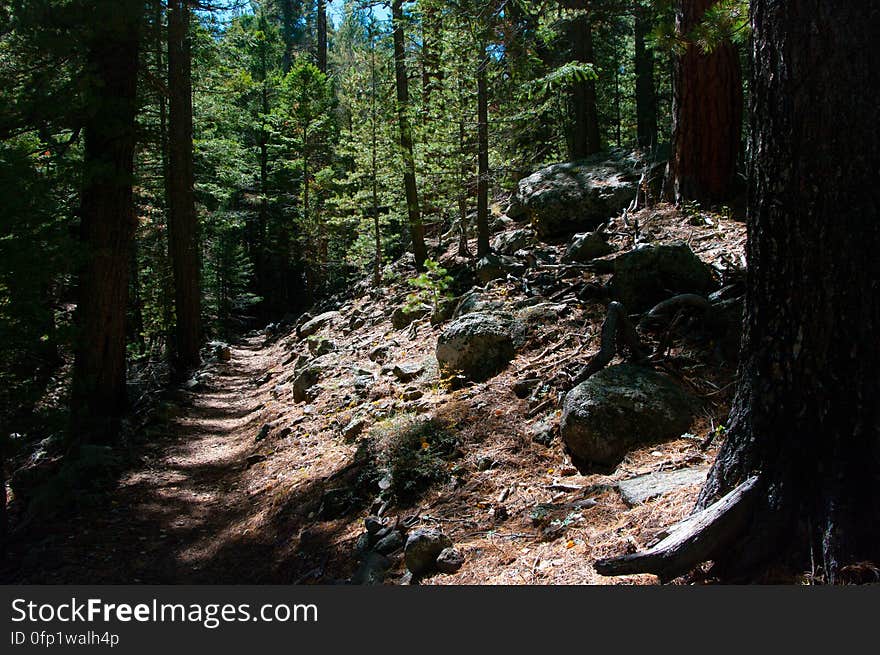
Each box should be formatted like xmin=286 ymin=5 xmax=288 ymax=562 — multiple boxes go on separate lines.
xmin=70 ymin=0 xmax=141 ymax=443
xmin=634 ymin=3 xmax=658 ymax=150
xmin=568 ymin=8 xmax=601 ymax=159
xmin=421 ymin=4 xmax=443 ymax=102
xmin=457 ymin=75 xmax=470 ymax=258
xmin=668 ymin=0 xmax=742 ymax=204
xmin=476 ymin=44 xmax=491 ymax=258
xmin=167 ymin=0 xmax=201 ymax=373
xmin=369 ymin=25 xmax=382 ymax=287
xmin=316 ymin=0 xmax=327 ymax=73
xmin=280 ymin=0 xmax=296 ymax=73
xmin=391 ymin=0 xmax=427 ymax=270
xmin=694 ymin=0 xmax=880 ymax=582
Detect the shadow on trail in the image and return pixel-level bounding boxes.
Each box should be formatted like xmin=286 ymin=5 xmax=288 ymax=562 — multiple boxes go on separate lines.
xmin=1 ymin=338 xmax=368 ymax=585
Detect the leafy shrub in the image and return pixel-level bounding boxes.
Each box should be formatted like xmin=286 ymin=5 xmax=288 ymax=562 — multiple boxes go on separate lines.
xmin=404 ymin=259 xmax=453 ymax=315
xmin=368 ymin=413 xmax=460 ymax=504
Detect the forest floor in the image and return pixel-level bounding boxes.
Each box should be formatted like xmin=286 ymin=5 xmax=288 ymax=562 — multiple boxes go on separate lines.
xmin=4 ymin=203 xmax=747 ymax=585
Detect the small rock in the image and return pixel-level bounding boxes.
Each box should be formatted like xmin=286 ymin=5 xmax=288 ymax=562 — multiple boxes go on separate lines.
xmin=401 ymin=387 xmax=423 ymax=401
xmin=351 ymin=552 xmax=392 ymax=585
xmin=368 ymin=345 xmax=389 ymax=362
xmin=342 ymin=417 xmax=368 ymax=441
xmin=353 ymin=374 xmax=375 ymax=391
xmin=563 ymin=231 xmax=615 ymax=263
xmin=183 ymin=378 xmax=204 ymax=392
xmin=374 ymin=530 xmax=405 ymax=555
xmin=404 ymin=528 xmax=453 ymax=576
xmin=293 ymin=365 xmax=322 ymax=403
xmin=476 ymin=253 xmax=526 ymax=284
xmin=365 ymin=516 xmax=384 ymax=535
xmin=254 ymin=424 xmax=271 ymax=443
xmin=391 ymin=306 xmax=429 ymax=330
xmin=491 ymin=228 xmax=535 ymax=255
xmin=512 ymin=378 xmax=541 ymax=399
xmin=529 ymin=421 xmax=555 ymax=446
xmin=393 ymin=363 xmax=424 ymax=383
xmin=476 ymin=456 xmax=494 ymax=471
xmin=617 ymin=465 xmax=710 ymax=505
xmin=307 ymin=337 xmax=336 ymax=357
xmin=435 ymin=547 xmax=464 ymax=574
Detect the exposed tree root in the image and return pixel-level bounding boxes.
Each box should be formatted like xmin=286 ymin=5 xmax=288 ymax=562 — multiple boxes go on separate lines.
xmin=594 ymin=476 xmax=760 ymax=582
xmin=572 ymin=301 xmax=644 ymax=385
xmin=639 ymin=293 xmax=711 ymax=328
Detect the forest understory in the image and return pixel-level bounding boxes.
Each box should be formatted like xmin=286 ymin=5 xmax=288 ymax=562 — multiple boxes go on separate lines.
xmin=3 ymin=202 xmax=767 ymax=586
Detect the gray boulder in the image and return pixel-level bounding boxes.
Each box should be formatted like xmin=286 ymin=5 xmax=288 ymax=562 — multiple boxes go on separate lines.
xmin=517 ymin=156 xmax=637 ymax=240
xmin=504 ymin=195 xmax=527 ymax=220
xmin=563 ymin=231 xmax=616 ymax=263
xmin=453 ymin=291 xmax=505 ymax=319
xmin=515 ymin=302 xmax=568 ymax=327
xmin=476 ymin=254 xmax=526 ymax=284
xmin=491 ymin=228 xmax=535 ymax=255
xmin=391 ymin=305 xmax=430 ymax=330
xmin=610 ymin=241 xmax=717 ymax=312
xmin=404 ymin=528 xmax=453 ymax=576
xmin=436 ymin=313 xmax=515 ymax=383
xmin=560 ymin=364 xmax=696 ymax=470
xmin=307 ymin=337 xmax=336 ymax=357
xmin=298 ymin=311 xmax=339 ymax=338
xmin=292 ymin=365 xmax=322 ymax=403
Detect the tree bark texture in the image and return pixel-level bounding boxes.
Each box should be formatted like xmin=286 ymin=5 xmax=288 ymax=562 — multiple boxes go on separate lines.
xmin=476 ymin=46 xmax=491 ymax=258
xmin=167 ymin=0 xmax=202 ymax=373
xmin=391 ymin=0 xmax=427 ymax=270
xmin=668 ymin=0 xmax=742 ymax=204
xmin=316 ymin=0 xmax=327 ymax=73
xmin=567 ymin=9 xmax=601 ymax=159
xmin=634 ymin=4 xmax=658 ymax=150
xmin=697 ymin=0 xmax=880 ymax=582
xmin=70 ymin=0 xmax=142 ymax=443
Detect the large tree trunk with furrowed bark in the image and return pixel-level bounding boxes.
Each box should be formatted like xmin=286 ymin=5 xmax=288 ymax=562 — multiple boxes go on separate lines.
xmin=695 ymin=0 xmax=880 ymax=582
xmin=167 ymin=0 xmax=202 ymax=375
xmin=668 ymin=0 xmax=742 ymax=204
xmin=70 ymin=0 xmax=142 ymax=444
xmin=598 ymin=0 xmax=880 ymax=584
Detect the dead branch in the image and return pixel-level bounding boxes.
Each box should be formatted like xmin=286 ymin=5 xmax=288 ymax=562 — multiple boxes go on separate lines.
xmin=594 ymin=476 xmax=760 ymax=582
